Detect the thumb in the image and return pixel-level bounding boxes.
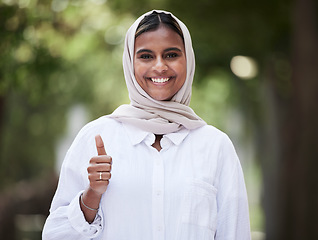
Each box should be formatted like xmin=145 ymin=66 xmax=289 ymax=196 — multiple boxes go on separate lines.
xmin=95 ymin=135 xmax=107 ymax=156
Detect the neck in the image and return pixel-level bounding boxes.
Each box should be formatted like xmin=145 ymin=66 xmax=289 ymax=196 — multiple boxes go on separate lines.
xmin=152 ymin=135 xmax=163 ymax=151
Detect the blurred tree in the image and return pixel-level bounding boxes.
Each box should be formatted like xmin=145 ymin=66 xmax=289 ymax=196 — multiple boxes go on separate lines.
xmin=0 ymin=2 xmax=68 ymax=188
xmin=273 ymin=0 xmax=318 ymax=239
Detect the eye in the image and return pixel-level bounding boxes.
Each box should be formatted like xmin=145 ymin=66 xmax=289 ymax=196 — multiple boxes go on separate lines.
xmin=139 ymin=54 xmax=153 ymax=59
xmin=166 ymin=52 xmax=179 ymax=58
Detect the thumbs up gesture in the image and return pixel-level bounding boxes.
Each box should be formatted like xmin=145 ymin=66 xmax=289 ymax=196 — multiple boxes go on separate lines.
xmin=87 ymin=135 xmax=112 ymax=195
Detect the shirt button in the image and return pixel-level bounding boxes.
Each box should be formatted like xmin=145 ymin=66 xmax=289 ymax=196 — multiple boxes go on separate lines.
xmin=156 ymin=190 xmax=162 ymax=196
xmin=157 ymin=226 xmax=162 ymax=231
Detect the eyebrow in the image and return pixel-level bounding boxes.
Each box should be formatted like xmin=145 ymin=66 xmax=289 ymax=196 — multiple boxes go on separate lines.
xmin=136 ymin=47 xmax=183 ymax=55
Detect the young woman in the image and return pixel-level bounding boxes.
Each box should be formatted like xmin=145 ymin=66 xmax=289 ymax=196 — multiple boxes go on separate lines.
xmin=42 ymin=10 xmax=251 ymax=240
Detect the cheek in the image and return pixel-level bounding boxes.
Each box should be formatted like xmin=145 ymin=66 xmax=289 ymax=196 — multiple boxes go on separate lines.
xmin=134 ymin=62 xmax=145 ymax=78
xmin=134 ymin=64 xmax=148 ymax=90
xmin=175 ymin=62 xmax=187 ymax=81
xmin=133 ymin=65 xmax=142 ymax=81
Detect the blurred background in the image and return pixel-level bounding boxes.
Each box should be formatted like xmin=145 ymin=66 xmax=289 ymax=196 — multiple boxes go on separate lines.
xmin=0 ymin=0 xmax=317 ymax=239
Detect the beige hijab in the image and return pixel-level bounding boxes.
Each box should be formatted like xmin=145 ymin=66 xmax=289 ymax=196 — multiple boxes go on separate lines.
xmin=108 ymin=10 xmax=206 ymax=134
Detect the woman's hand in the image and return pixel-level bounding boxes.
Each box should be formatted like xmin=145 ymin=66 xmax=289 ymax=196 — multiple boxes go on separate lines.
xmin=87 ymin=135 xmax=112 ymax=196
xmin=80 ymin=135 xmax=112 ymax=223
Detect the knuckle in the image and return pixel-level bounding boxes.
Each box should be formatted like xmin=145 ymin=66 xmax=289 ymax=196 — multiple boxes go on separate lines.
xmin=87 ymin=165 xmax=96 ymax=173
xmin=89 ymin=157 xmax=95 ymax=164
xmin=107 ymin=164 xmax=112 ymax=171
xmin=89 ymin=156 xmax=99 ymax=164
xmin=88 ymin=174 xmax=94 ymax=181
xmin=105 ymin=156 xmax=111 ymax=163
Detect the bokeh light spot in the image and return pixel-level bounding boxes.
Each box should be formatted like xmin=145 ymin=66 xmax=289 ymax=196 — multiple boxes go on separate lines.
xmin=230 ymin=55 xmax=258 ymax=79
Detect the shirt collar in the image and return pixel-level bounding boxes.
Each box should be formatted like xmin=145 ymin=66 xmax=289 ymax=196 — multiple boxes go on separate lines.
xmin=122 ymin=122 xmax=151 ymax=146
xmin=122 ymin=122 xmax=190 ymax=146
xmin=163 ymin=127 xmax=190 ymax=146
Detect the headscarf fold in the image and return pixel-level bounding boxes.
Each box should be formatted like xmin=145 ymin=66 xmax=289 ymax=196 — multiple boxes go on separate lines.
xmin=108 ymin=10 xmax=206 ymax=134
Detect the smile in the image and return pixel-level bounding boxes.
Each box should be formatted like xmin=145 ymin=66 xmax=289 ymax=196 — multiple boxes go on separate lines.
xmin=151 ymin=77 xmax=170 ymax=83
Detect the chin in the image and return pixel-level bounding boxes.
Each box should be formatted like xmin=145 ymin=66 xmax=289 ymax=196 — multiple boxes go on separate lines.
xmin=152 ymin=95 xmax=173 ymax=101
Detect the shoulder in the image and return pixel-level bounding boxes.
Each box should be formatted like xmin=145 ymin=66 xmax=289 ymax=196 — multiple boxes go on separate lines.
xmin=186 ymin=124 xmax=235 ymax=150
xmin=190 ymin=124 xmax=229 ymax=141
xmin=81 ymin=116 xmax=122 ymax=133
xmin=72 ymin=116 xmax=123 ymax=146
xmin=62 ymin=117 xmax=123 ymax=163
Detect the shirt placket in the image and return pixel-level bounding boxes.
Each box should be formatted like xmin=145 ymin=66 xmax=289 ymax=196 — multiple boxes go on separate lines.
xmin=152 ymin=151 xmax=165 ymax=240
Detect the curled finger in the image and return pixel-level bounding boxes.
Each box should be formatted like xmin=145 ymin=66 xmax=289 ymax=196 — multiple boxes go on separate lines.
xmin=97 ymin=171 xmax=111 ymax=181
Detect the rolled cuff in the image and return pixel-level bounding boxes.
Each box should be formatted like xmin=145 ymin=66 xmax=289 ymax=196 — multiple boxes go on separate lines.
xmin=67 ymin=191 xmax=103 ymax=238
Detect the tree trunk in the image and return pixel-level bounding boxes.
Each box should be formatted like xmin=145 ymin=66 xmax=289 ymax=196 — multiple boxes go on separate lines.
xmin=265 ymin=0 xmax=318 ymax=239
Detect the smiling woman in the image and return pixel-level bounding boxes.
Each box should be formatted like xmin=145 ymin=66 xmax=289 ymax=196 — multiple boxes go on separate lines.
xmin=42 ymin=10 xmax=251 ymax=240
xmin=134 ymin=25 xmax=187 ymax=101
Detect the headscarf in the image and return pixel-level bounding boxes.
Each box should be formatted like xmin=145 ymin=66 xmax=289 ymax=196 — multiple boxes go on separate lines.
xmin=108 ymin=10 xmax=206 ymax=134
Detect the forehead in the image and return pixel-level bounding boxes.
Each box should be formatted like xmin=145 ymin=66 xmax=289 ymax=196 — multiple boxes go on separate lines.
xmin=134 ymin=26 xmax=185 ymax=51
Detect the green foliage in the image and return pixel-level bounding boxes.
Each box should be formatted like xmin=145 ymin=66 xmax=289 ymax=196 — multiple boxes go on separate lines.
xmin=0 ymin=0 xmax=133 ymax=189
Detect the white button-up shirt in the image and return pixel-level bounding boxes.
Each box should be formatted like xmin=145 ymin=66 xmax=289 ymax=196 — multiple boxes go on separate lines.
xmin=42 ymin=117 xmax=251 ymax=240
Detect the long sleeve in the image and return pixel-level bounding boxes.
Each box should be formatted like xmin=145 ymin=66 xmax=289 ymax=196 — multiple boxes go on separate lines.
xmin=214 ymin=135 xmax=251 ymax=240
xmin=42 ymin=192 xmax=103 ymax=240
xmin=42 ymin=125 xmax=104 ymax=240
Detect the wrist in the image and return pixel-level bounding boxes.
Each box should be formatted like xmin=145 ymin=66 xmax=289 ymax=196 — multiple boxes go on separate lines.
xmin=80 ymin=193 xmax=99 ymax=211
xmin=87 ymin=187 xmax=104 ymax=198
xmin=81 ymin=188 xmax=102 ymax=211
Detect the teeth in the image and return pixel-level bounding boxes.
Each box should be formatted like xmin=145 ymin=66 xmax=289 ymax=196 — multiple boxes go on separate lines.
xmin=151 ymin=78 xmax=170 ymax=83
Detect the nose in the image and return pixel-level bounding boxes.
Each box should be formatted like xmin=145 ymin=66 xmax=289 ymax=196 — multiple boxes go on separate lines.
xmin=153 ymin=57 xmax=168 ymax=73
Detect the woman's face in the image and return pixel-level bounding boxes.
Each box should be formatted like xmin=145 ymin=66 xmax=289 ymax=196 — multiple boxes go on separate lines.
xmin=134 ymin=25 xmax=187 ymax=101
